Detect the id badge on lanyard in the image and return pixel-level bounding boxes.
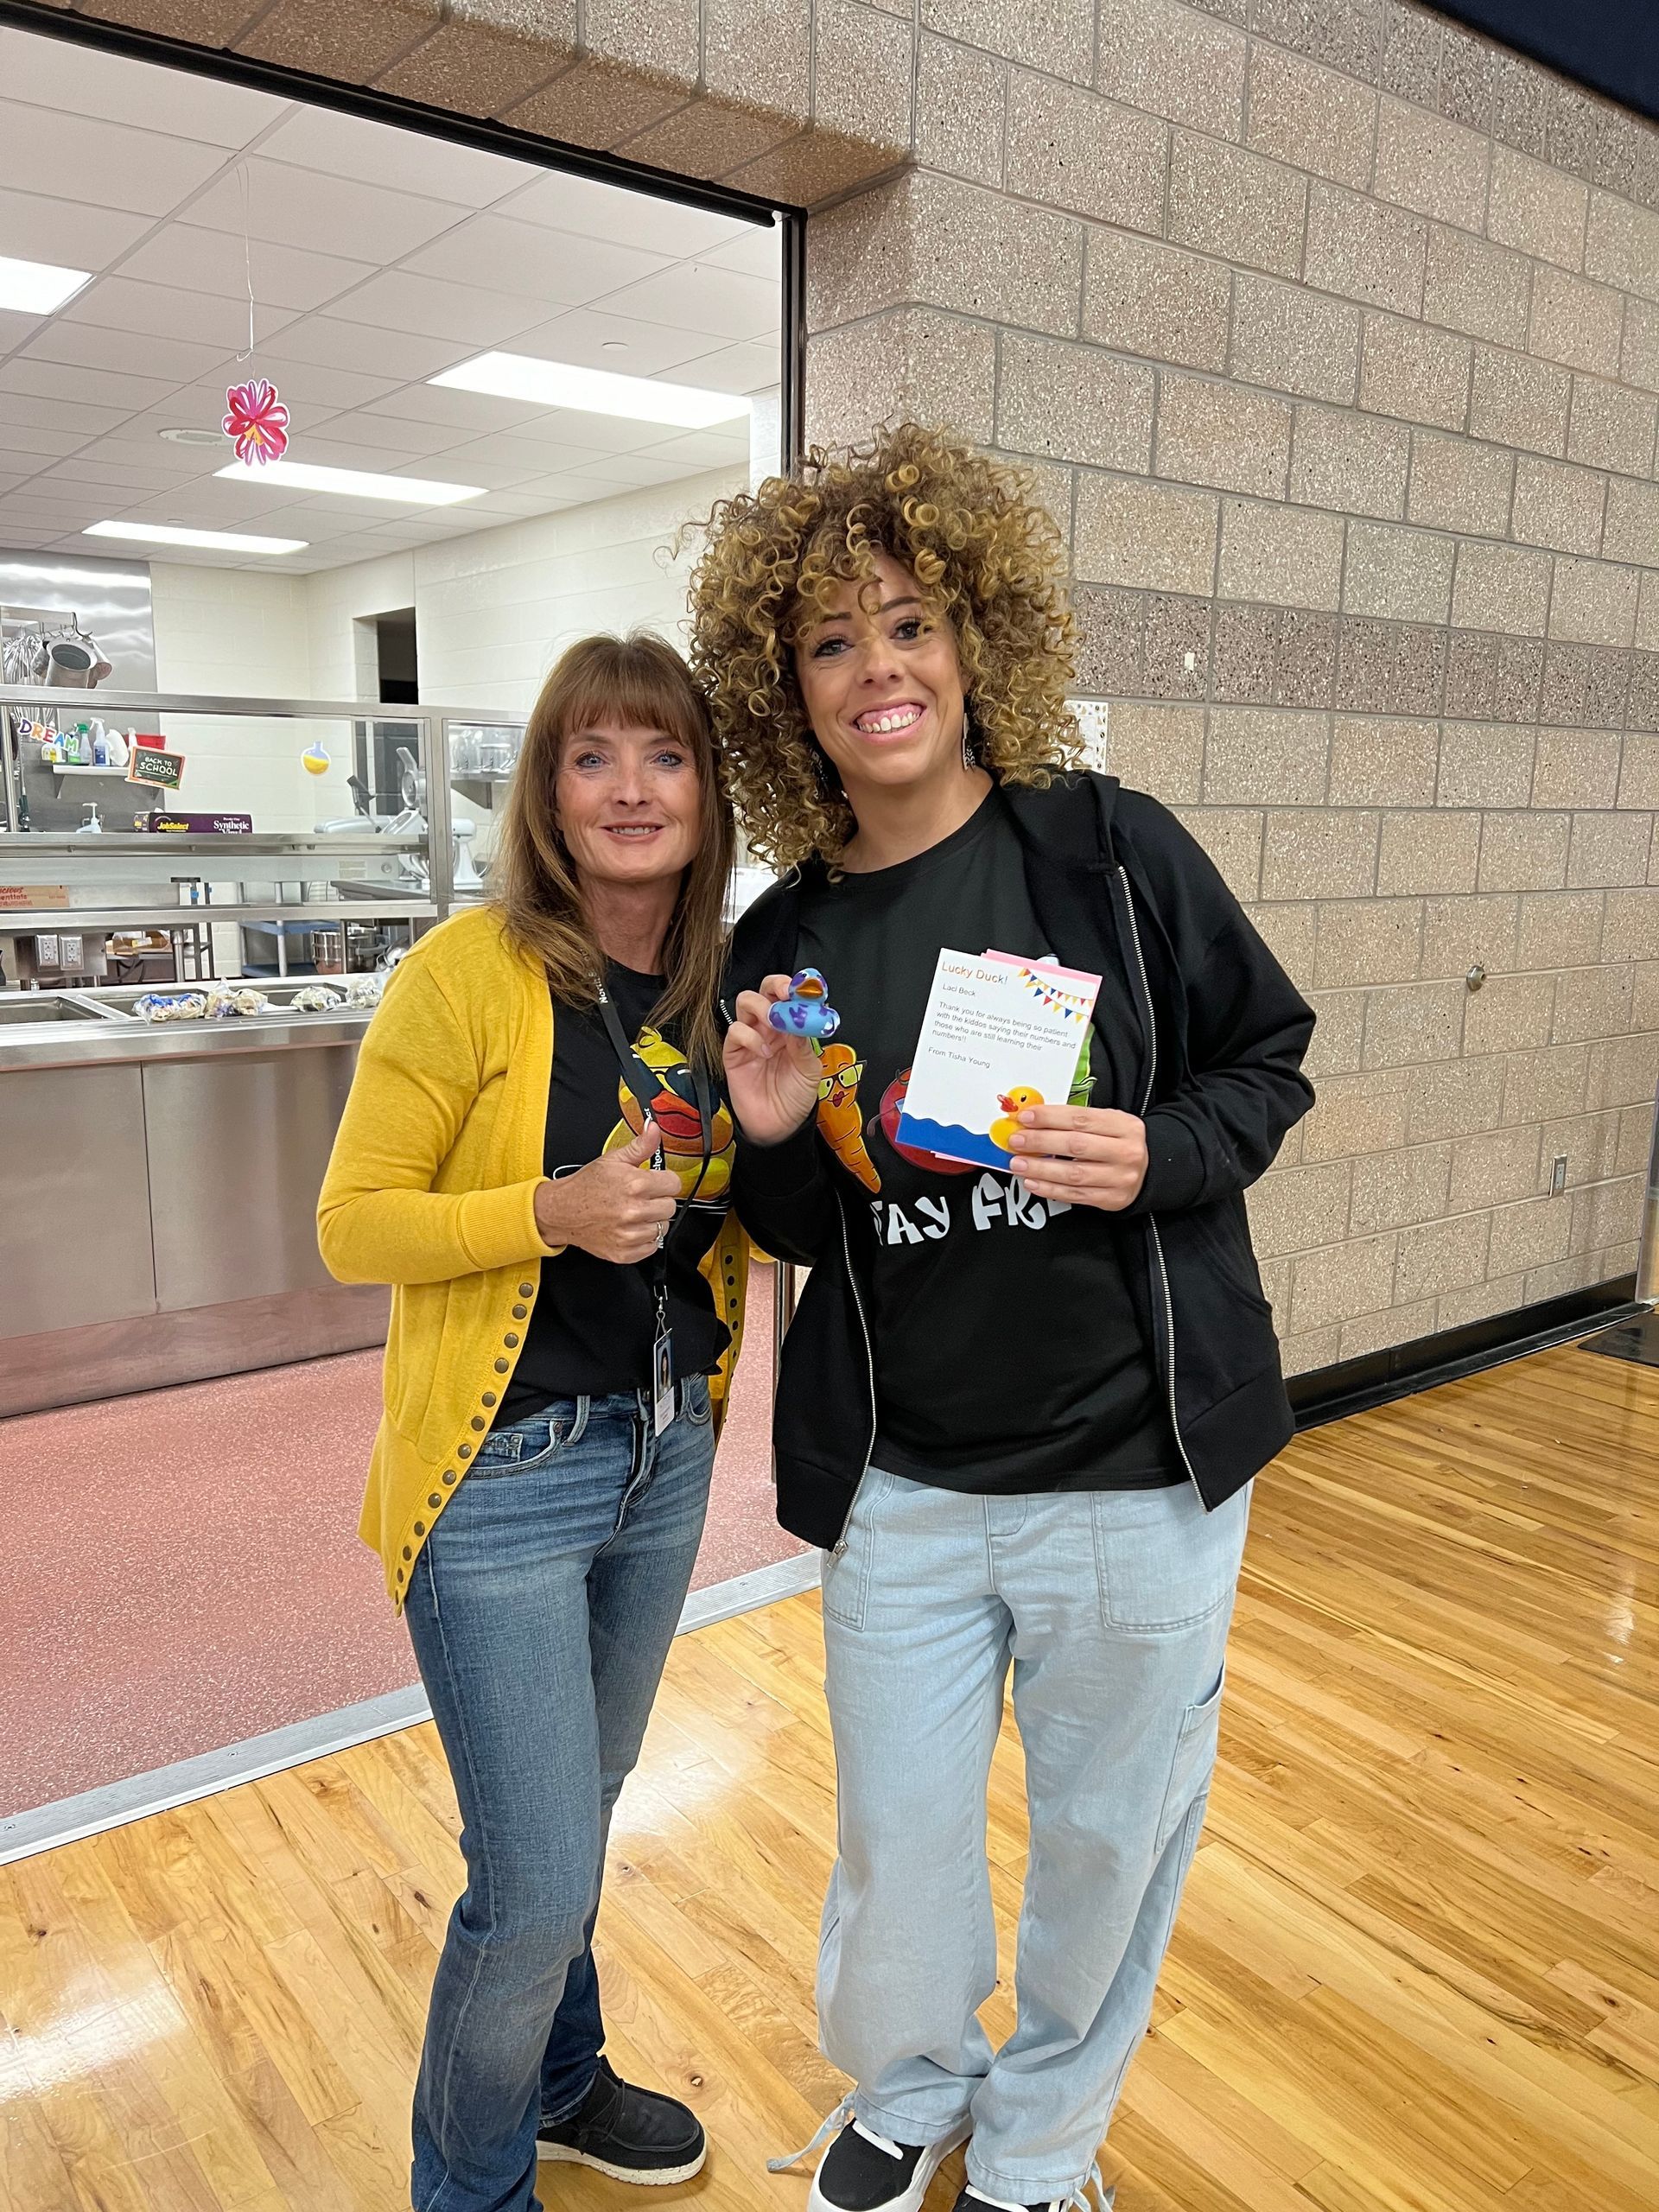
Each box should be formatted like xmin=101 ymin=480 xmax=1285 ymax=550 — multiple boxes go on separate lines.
xmin=596 ymin=986 xmax=715 ymax=1432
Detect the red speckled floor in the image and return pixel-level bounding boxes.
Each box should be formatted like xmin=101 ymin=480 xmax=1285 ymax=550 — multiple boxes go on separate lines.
xmin=0 ymin=1262 xmax=803 ymax=1821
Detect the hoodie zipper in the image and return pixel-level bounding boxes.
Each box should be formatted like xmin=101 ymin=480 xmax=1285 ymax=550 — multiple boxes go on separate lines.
xmin=1116 ymin=866 xmax=1201 ymax=1496
xmin=831 ymin=1185 xmax=877 ymax=1557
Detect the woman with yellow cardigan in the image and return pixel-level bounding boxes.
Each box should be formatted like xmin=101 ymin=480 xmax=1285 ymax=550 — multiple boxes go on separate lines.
xmin=318 ymin=632 xmax=748 ymax=2212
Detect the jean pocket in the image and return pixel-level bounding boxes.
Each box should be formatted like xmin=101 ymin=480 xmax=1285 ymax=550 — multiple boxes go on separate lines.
xmin=820 ymin=1468 xmax=889 ymax=1630
xmin=1153 ymin=1665 xmax=1226 ymax=1857
xmin=681 ymin=1373 xmax=713 ymax=1427
xmin=1093 ymin=1480 xmax=1250 ymax=1634
xmin=469 ymin=1402 xmax=585 ymax=1476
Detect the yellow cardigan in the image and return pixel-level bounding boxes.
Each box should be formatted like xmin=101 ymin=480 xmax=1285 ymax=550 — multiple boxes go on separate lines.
xmin=317 ymin=905 xmax=748 ymax=1605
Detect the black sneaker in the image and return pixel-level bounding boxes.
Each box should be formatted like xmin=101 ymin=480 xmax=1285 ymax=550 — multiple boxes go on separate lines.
xmin=537 ymin=2056 xmax=706 ymax=2185
xmin=808 ymin=2116 xmax=970 ymax=2212
xmin=950 ymin=2182 xmax=1114 ymax=2212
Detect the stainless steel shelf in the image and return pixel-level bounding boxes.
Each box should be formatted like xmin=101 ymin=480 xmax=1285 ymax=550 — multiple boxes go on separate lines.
xmin=0 ymin=900 xmax=437 ymax=931
xmin=0 ymin=832 xmax=423 ymax=857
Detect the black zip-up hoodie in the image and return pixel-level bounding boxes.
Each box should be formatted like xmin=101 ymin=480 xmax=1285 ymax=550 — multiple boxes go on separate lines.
xmin=728 ymin=772 xmax=1317 ymax=1551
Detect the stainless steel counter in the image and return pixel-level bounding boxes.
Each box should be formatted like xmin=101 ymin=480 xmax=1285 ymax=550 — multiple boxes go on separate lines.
xmin=0 ymin=984 xmax=387 ymax=1416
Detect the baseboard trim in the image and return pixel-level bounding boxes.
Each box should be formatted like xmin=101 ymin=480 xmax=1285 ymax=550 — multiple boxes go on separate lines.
xmin=0 ymin=1550 xmax=821 ymax=1867
xmin=1289 ymin=1274 xmax=1642 ymax=1430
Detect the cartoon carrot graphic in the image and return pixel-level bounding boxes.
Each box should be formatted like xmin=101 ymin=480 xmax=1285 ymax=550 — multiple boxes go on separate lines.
xmin=816 ymin=1042 xmax=881 ymax=1193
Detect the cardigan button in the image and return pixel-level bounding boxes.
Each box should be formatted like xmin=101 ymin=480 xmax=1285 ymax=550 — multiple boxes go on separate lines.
xmin=458 ymin=1444 xmax=472 ymax=1459
xmin=512 ymin=1304 xmax=528 ymax=1319
xmin=518 ymin=1282 xmax=534 ymax=1297
xmin=414 ymin=1520 xmax=425 ymax=1536
xmin=402 ymin=1545 xmax=412 ymax=1560
xmin=504 ymin=1332 xmax=519 ymax=1348
xmin=482 ymin=1391 xmax=498 ymax=1407
xmin=428 ymin=1492 xmax=442 ymax=1508
xmin=471 ymin=1416 xmax=486 ymax=1432
xmin=397 ymin=1567 xmax=404 ymax=1583
xmin=494 ymin=1357 xmax=509 ymax=1373
xmin=442 ymin=1470 xmax=457 ymax=1484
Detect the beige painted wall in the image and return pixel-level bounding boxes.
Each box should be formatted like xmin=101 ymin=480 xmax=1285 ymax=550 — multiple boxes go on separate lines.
xmin=95 ymin=0 xmax=1659 ymax=1368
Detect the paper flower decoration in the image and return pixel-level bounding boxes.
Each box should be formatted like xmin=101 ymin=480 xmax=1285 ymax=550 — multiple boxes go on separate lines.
xmin=224 ymin=378 xmax=289 ymax=467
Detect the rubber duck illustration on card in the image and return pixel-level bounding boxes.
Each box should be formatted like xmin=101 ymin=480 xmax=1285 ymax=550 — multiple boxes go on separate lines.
xmin=988 ymin=1086 xmax=1045 ymax=1154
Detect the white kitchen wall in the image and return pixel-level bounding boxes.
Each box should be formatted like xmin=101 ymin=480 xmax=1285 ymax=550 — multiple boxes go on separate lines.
xmin=147 ymin=563 xmax=353 ymax=831
xmin=410 ymin=466 xmax=741 ymax=711
xmin=144 ymin=466 xmax=746 ymax=847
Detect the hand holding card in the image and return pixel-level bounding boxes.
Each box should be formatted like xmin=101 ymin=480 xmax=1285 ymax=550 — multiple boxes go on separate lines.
xmin=895 ymin=950 xmax=1103 ymax=1173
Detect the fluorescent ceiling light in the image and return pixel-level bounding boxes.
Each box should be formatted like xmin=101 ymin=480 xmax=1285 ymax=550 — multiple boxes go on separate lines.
xmin=86 ymin=520 xmax=308 ymax=556
xmin=0 ymin=252 xmax=92 ymax=315
xmin=215 ymin=458 xmax=484 ymax=505
xmin=429 ymin=353 xmax=749 ymax=429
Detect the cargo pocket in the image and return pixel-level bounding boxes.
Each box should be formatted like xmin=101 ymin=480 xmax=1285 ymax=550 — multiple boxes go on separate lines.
xmin=1153 ymin=1666 xmax=1226 ymax=1857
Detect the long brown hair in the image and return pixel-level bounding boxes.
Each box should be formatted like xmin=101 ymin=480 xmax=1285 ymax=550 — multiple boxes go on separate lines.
xmin=494 ymin=632 xmax=734 ymax=1070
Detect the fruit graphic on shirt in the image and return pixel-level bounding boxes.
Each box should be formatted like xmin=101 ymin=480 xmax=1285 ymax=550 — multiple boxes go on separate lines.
xmin=602 ymin=1027 xmax=734 ymax=1206
xmin=816 ymin=1042 xmax=881 ymax=1193
xmin=878 ymin=1066 xmax=976 ymax=1175
xmin=989 ymin=1086 xmax=1045 ymax=1154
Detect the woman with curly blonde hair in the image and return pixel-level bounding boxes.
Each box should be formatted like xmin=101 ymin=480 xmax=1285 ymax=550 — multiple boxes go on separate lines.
xmin=695 ymin=425 xmax=1315 ymax=2212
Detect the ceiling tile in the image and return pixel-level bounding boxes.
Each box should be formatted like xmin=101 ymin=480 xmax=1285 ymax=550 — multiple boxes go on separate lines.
xmin=217 ymin=359 xmax=404 ymax=411
xmin=309 ymin=410 xmax=466 ymax=458
xmin=0 ymin=358 xmax=175 ymax=414
xmin=632 ymin=425 xmax=753 ymax=469
xmin=563 ymin=451 xmax=709 ymax=486
xmin=259 ymin=315 xmax=467 ymax=383
xmin=186 ymin=160 xmax=471 ymax=264
xmin=499 ymin=171 xmax=756 ymax=258
xmin=433 ymin=429 xmax=623 ymax=476
xmin=20 ymin=321 xmax=232 ymax=387
xmin=400 ymin=214 xmax=671 ymax=307
xmin=253 ymin=105 xmax=531 ymax=208
xmin=667 ymin=339 xmax=784 ymax=396
xmin=0 ymin=308 xmax=41 ymax=356
xmin=48 ymin=456 xmax=202 ymax=493
xmin=364 ymin=385 xmax=545 ymax=434
xmin=322 ymin=269 xmax=554 ymax=346
xmin=0 ymin=29 xmax=285 ymax=143
xmin=60 ymin=276 xmax=302 ymax=353
xmin=591 ymin=263 xmax=779 ymax=341
xmin=697 ymin=226 xmax=783 ymax=281
xmin=0 ymin=391 xmax=131 ymax=435
xmin=117 ymin=226 xmax=378 ymax=313
xmin=483 ymin=406 xmax=671 ymax=458
xmin=505 ymin=307 xmax=731 ymax=378
xmin=0 ymin=422 xmax=87 ymax=458
xmin=0 ymin=101 xmax=232 ymax=220
xmin=0 ymin=184 xmax=153 ymax=272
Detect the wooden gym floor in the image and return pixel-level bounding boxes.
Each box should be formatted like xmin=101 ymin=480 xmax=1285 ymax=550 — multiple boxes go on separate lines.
xmin=2 ymin=1338 xmax=1656 ymax=2212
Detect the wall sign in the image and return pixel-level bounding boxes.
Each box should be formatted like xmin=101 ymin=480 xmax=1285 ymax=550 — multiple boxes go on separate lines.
xmin=126 ymin=747 xmax=187 ymax=792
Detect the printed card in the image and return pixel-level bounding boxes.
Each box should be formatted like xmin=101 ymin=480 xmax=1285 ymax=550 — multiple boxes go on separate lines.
xmin=895 ymin=948 xmax=1103 ymax=1173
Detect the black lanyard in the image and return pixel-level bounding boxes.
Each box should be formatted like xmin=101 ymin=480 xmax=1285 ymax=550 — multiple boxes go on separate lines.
xmin=594 ymin=986 xmax=717 ymax=1311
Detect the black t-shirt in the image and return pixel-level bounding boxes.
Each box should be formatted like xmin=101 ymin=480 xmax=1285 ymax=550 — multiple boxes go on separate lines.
xmin=795 ymin=791 xmax=1181 ymax=1493
xmin=499 ymin=963 xmax=734 ymax=1418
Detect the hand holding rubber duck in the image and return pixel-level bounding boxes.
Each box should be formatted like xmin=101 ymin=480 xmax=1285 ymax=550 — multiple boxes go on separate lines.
xmin=725 ymin=972 xmax=825 ymax=1144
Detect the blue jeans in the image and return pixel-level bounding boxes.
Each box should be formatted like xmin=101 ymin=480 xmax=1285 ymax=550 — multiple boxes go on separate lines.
xmin=404 ymin=1379 xmax=715 ymax=2212
xmin=818 ymin=1471 xmax=1250 ymax=2204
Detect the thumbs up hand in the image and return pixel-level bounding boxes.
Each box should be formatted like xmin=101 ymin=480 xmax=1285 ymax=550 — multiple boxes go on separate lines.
xmin=532 ymin=1119 xmax=681 ymax=1263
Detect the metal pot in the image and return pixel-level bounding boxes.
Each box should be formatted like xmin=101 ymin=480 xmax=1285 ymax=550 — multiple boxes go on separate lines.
xmin=43 ymin=631 xmax=113 ymax=687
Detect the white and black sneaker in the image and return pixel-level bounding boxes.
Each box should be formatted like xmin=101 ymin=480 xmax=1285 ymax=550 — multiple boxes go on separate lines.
xmin=537 ymin=2056 xmax=706 ymax=2185
xmin=805 ymin=2114 xmax=971 ymax=2212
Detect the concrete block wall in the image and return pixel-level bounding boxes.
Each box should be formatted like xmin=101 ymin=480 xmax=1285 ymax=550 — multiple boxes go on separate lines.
xmin=77 ymin=0 xmax=1659 ymax=1368
xmin=802 ymin=2 xmax=1659 ymax=1371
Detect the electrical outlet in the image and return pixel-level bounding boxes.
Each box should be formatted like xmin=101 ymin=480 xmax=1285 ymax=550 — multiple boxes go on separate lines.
xmin=1550 ymin=1154 xmax=1568 ymax=1196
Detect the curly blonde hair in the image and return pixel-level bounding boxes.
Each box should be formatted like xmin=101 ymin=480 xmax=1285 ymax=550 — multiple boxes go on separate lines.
xmin=682 ymin=423 xmax=1081 ymax=869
